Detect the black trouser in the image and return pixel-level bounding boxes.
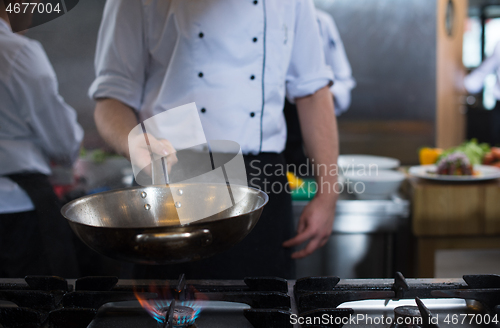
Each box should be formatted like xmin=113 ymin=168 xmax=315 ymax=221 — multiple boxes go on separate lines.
xmin=0 ymin=173 xmax=80 ymax=278
xmin=0 ymin=210 xmax=53 ymax=277
xmin=132 ymin=152 xmax=295 ymax=279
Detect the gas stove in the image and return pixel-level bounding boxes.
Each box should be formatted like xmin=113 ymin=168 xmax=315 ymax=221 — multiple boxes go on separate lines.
xmin=0 ymin=273 xmax=499 ymax=328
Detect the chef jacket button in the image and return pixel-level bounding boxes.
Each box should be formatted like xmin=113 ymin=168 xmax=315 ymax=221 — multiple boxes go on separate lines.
xmin=250 ymin=112 xmax=255 ymax=118
xmin=198 ymin=72 xmax=204 ymax=78
xmin=199 ymin=32 xmax=204 ymax=38
xmin=201 ymin=108 xmax=206 ymax=113
xmin=250 ymin=75 xmax=255 ymax=80
xmin=253 ymin=37 xmax=258 ymax=43
xmin=253 ymin=0 xmax=258 ymax=4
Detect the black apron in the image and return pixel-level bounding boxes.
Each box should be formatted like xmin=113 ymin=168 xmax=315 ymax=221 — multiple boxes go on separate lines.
xmin=131 ymin=152 xmax=295 ymax=279
xmin=284 ymin=99 xmax=309 ymax=168
xmin=3 ymin=173 xmax=80 ymax=278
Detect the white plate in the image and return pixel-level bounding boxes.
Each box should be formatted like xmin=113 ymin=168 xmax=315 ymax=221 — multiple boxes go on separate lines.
xmin=338 ymin=155 xmax=400 ymax=172
xmin=408 ymin=164 xmax=500 ymax=181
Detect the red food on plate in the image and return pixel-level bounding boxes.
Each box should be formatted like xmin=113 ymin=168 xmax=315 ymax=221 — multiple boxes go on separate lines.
xmin=491 ymin=147 xmax=500 ymax=160
xmin=483 ymin=152 xmax=495 ymax=165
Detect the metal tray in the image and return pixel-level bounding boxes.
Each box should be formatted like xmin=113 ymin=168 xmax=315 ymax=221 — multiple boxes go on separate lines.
xmin=88 ymin=300 xmax=253 ymax=328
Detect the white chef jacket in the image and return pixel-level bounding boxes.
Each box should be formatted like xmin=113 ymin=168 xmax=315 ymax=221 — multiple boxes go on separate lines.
xmin=464 ymin=41 xmax=500 ymax=100
xmin=316 ymin=9 xmax=356 ymax=115
xmin=89 ymin=0 xmax=333 ymax=155
xmin=0 ymin=18 xmax=83 ymax=214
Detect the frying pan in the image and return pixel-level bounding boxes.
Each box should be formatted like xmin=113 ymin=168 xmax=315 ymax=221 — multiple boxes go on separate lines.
xmin=61 ymin=183 xmax=268 ymax=264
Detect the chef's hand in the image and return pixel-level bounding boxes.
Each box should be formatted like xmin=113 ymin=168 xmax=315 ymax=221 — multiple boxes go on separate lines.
xmin=282 ymin=194 xmax=336 ymax=259
xmin=129 ymin=132 xmax=178 ymax=176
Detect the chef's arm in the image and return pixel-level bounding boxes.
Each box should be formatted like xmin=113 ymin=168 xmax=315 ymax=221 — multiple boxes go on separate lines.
xmin=283 ymin=85 xmax=338 ymax=259
xmin=332 ymin=78 xmax=355 ymax=115
xmin=94 ymin=98 xmax=138 ymax=160
xmin=464 ymin=43 xmax=500 ymax=94
xmin=94 ymin=98 xmax=177 ymax=173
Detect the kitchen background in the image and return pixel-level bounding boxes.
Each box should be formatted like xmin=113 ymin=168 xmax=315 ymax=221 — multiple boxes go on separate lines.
xmin=27 ymin=0 xmax=495 ymax=161
xmin=22 ymin=0 xmax=500 ymax=279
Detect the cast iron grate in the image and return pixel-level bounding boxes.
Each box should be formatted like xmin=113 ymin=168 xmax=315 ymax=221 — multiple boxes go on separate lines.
xmin=294 ymin=273 xmax=500 ymax=328
xmin=0 ymin=275 xmax=292 ymax=328
xmin=0 ymin=275 xmax=151 ymax=328
xmin=2 ymin=273 xmax=499 ymax=328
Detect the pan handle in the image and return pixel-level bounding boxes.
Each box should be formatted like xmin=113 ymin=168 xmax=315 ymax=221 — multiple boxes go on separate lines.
xmin=135 ymin=229 xmax=213 ymax=247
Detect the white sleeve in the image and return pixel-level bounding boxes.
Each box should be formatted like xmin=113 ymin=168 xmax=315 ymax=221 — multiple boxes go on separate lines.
xmin=316 ymin=10 xmax=356 ymax=115
xmin=464 ymin=42 xmax=500 ymax=94
xmin=286 ymin=0 xmax=334 ymax=101
xmin=88 ymin=0 xmax=148 ymax=111
xmin=11 ymin=42 xmax=83 ymax=166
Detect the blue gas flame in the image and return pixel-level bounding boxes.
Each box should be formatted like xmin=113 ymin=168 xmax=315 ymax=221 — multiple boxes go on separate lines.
xmin=142 ymin=299 xmax=203 ymax=325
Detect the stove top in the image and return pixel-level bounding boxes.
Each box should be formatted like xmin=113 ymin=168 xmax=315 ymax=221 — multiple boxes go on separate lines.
xmin=0 ymin=273 xmax=499 ymax=328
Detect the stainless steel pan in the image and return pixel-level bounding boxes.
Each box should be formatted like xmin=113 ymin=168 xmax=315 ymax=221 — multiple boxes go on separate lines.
xmin=61 ymin=184 xmax=268 ymax=264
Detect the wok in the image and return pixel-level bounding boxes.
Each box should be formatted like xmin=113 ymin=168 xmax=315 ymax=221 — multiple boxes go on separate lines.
xmin=61 ymin=183 xmax=268 ymax=264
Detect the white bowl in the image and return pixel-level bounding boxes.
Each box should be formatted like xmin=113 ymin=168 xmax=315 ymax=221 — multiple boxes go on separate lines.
xmin=343 ymin=169 xmax=406 ymax=200
xmin=338 ymin=155 xmax=400 ymax=173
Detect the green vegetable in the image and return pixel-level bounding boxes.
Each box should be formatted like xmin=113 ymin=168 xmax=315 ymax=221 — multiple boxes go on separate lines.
xmin=79 ymin=148 xmax=119 ymax=164
xmin=91 ymin=149 xmax=108 ymax=164
xmin=438 ymin=139 xmax=490 ymax=165
xmin=79 ymin=147 xmax=87 ymax=158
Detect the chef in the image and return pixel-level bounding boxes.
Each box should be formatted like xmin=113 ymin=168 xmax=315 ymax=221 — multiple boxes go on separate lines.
xmin=316 ymin=9 xmax=356 ymax=115
xmin=285 ymin=9 xmax=355 ymax=167
xmin=464 ymin=41 xmax=500 ymax=102
xmin=0 ymin=0 xmax=83 ymax=277
xmin=89 ymin=0 xmax=339 ymax=279
xmin=464 ymin=41 xmax=500 ymax=143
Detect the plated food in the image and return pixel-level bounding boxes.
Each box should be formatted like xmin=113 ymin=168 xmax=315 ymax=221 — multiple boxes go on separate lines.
xmin=435 ymin=152 xmax=474 ymax=176
xmin=412 ymin=140 xmax=500 ymax=181
xmin=439 ymin=139 xmax=490 ymax=165
xmin=409 ymin=164 xmax=500 ymax=181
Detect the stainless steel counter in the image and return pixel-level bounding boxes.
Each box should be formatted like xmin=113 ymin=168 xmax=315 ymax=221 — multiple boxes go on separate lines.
xmin=293 ymin=193 xmax=410 ymax=279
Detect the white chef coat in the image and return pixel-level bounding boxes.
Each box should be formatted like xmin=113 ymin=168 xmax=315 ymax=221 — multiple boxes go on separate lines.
xmin=464 ymin=41 xmax=500 ymax=100
xmin=0 ymin=18 xmax=83 ymax=214
xmin=89 ymin=0 xmax=333 ymax=155
xmin=316 ymin=9 xmax=356 ymax=115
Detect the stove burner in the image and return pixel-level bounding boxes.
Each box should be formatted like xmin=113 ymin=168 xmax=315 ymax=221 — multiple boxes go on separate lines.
xmin=1 ymin=273 xmax=499 ymax=328
xmin=391 ymin=306 xmax=422 ymax=328
xmin=160 ymin=305 xmax=196 ymax=328
xmin=173 ymin=306 xmax=196 ymax=327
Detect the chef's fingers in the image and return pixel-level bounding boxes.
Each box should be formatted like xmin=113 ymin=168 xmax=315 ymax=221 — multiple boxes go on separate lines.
xmin=160 ymin=139 xmax=176 ymax=154
xmin=148 ymin=136 xmax=174 ymax=157
xmin=296 ymin=217 xmax=307 ymax=234
xmin=159 ymin=139 xmax=178 ymax=165
xmin=282 ymin=224 xmax=315 ymax=248
xmin=291 ymin=237 xmax=322 ymax=259
xmin=157 ymin=140 xmax=177 ymax=174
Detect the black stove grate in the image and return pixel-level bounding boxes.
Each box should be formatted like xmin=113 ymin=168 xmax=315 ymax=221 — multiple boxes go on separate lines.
xmin=0 ymin=275 xmax=143 ymax=328
xmin=293 ymin=273 xmax=500 ymax=328
xmin=0 ymin=273 xmax=499 ymax=328
xmin=0 ymin=275 xmax=292 ymax=328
